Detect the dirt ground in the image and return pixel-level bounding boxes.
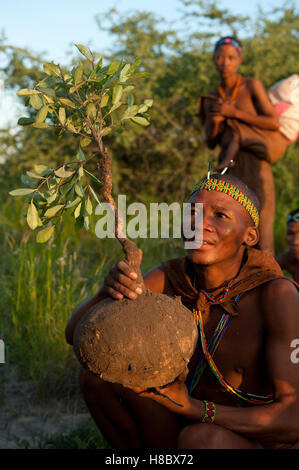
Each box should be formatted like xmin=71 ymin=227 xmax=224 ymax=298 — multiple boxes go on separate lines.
xmin=0 ymin=366 xmax=90 ymax=449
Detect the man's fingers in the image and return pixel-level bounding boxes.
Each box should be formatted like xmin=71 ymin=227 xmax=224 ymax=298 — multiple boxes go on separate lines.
xmin=117 ymin=260 xmax=138 ymax=280
xmin=104 ymin=271 xmax=142 ymax=300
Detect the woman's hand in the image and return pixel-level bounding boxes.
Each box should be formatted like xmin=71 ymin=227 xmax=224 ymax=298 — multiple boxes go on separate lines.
xmin=211 ymin=98 xmax=237 ymax=118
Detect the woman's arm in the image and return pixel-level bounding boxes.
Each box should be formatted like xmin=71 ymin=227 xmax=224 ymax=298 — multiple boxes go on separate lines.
xmin=213 ymin=79 xmax=280 ymax=131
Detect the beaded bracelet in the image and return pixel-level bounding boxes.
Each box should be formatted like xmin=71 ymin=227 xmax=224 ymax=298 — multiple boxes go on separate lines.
xmin=201 ymin=400 xmax=216 ymax=424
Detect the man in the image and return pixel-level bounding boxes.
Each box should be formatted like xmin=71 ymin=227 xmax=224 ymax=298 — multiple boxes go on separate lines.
xmin=276 ymin=209 xmax=299 ymax=283
xmin=198 ymin=36 xmax=290 ymax=254
xmin=65 ymin=173 xmax=299 ymax=449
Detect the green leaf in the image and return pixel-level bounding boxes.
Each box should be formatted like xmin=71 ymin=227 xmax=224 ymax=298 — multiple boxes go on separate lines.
xmin=58 ymin=98 xmax=76 ymax=109
xmin=86 ymin=103 xmax=97 ymax=120
xmin=78 ymin=166 xmax=84 ymax=179
xmin=84 ymin=215 xmax=90 ymax=230
xmin=18 ymin=117 xmax=35 ymax=126
xmin=100 ymin=127 xmax=112 ymax=137
xmin=36 ymin=225 xmax=55 ymax=243
xmin=121 ymin=105 xmax=139 ymax=120
xmin=36 ymin=76 xmax=55 ymax=88
xmin=27 ymin=201 xmax=40 ymax=230
xmin=112 ymin=85 xmax=122 ymax=104
xmin=107 ymin=61 xmax=121 ymax=74
xmin=17 ymin=88 xmax=40 ymax=97
xmin=74 ymin=62 xmax=84 ymax=83
xmin=106 ymin=102 xmax=123 ymax=116
xmin=43 ymin=62 xmax=61 ymax=77
xmin=101 ymin=94 xmax=109 ymax=107
xmin=66 ymin=122 xmax=78 ymax=133
xmin=84 ymin=169 xmax=102 ymax=184
xmin=85 ymin=197 xmax=93 ymax=215
xmin=36 ymin=106 xmax=49 ymax=124
xmin=46 ymin=192 xmax=58 ymax=204
xmin=58 ymin=107 xmax=66 ymax=125
xmin=120 ymin=63 xmax=131 ymax=79
xmin=75 ymin=44 xmax=93 ymax=62
xmin=9 ymin=188 xmax=36 ymax=196
xmin=34 ymin=165 xmax=49 ymax=175
xmin=65 ymin=197 xmax=81 ymax=209
xmin=29 ymin=94 xmax=43 ymax=110
xmin=21 ymin=174 xmax=37 ymax=186
xmin=54 ymin=167 xmax=74 ymax=178
xmin=38 ymin=87 xmax=56 ymax=98
xmin=76 ymin=147 xmax=86 ymax=161
xmin=80 ymin=137 xmax=92 ymax=148
xmin=32 ymin=122 xmax=50 ymax=129
xmin=131 ymin=116 xmax=150 ymax=126
xmin=74 ymin=202 xmax=82 ymax=218
xmin=144 ymin=99 xmax=153 ymax=107
xmin=26 ymin=171 xmax=44 ymax=179
xmin=128 ymin=92 xmax=134 ymax=106
xmin=89 ymin=185 xmax=100 ymax=204
xmin=74 ymin=182 xmax=84 ymax=197
xmin=44 ymin=204 xmax=64 ymax=218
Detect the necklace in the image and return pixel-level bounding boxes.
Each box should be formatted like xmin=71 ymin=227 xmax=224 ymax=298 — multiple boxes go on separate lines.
xmin=218 ymin=74 xmax=242 ymax=102
xmin=200 ymin=278 xmax=236 ymax=304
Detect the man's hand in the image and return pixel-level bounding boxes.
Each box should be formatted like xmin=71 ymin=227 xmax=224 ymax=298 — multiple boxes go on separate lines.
xmin=211 ymin=98 xmax=237 ymax=118
xmin=103 ymin=259 xmax=143 ymax=301
xmin=127 ymin=369 xmax=200 ymax=416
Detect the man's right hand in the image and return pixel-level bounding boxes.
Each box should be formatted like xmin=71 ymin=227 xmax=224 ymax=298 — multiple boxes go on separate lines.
xmin=102 ymin=261 xmax=143 ymax=300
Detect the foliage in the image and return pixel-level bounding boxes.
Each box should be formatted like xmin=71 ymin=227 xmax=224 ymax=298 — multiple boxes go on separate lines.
xmin=8 ymin=44 xmax=153 ymax=244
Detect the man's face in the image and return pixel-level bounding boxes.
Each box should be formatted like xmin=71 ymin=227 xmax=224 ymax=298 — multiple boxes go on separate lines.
xmin=183 ymin=189 xmax=256 ymax=265
xmin=214 ymin=44 xmax=242 ymax=78
xmin=286 ymin=222 xmax=299 ymax=260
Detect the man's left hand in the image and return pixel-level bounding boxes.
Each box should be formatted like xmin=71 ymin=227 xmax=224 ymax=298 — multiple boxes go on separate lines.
xmin=127 ymin=369 xmax=196 ymax=416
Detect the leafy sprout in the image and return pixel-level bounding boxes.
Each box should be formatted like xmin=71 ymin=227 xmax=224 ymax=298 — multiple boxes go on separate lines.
xmin=10 ymin=44 xmax=153 ymax=243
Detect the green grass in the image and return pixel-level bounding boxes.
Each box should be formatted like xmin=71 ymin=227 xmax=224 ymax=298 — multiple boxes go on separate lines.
xmin=0 ymin=195 xmax=184 ymax=400
xmin=12 ymin=417 xmax=111 ymax=449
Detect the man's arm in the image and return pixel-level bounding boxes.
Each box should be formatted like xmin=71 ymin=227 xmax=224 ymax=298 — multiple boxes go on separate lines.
xmin=208 ymin=279 xmax=299 ymax=443
xmin=140 ymin=279 xmax=299 ymax=444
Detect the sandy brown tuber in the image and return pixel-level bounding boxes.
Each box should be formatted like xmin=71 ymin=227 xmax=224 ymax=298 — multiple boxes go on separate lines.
xmin=73 ymin=289 xmax=198 ymax=388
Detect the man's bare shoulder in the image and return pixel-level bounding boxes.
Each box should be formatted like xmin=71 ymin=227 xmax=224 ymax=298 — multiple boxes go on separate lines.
xmin=144 ymin=264 xmax=166 ymax=293
xmin=259 ymin=278 xmax=299 ymax=331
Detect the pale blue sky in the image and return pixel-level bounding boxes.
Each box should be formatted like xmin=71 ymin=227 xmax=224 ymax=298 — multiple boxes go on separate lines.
xmin=0 ymin=0 xmax=290 ymax=127
xmin=1 ymin=0 xmax=286 ymax=63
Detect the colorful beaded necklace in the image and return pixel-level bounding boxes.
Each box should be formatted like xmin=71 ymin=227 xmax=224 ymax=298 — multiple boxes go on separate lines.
xmin=200 ymin=278 xmax=236 ymax=304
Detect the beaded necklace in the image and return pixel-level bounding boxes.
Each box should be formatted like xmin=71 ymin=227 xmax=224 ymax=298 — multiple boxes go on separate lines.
xmin=218 ymin=74 xmax=242 ymax=102
xmin=200 ymin=278 xmax=236 ymax=304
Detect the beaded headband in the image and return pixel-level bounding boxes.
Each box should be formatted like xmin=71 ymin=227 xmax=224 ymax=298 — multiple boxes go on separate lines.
xmin=214 ymin=37 xmax=242 ymax=55
xmin=287 ymin=211 xmax=299 ymax=223
xmin=190 ymin=177 xmax=259 ymax=227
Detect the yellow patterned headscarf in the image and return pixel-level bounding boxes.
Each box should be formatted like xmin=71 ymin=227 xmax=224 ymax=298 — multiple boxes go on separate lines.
xmin=190 ymin=177 xmax=259 ymax=227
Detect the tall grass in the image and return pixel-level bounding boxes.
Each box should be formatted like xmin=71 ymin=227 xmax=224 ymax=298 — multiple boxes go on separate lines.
xmin=0 ymin=195 xmax=184 ymax=399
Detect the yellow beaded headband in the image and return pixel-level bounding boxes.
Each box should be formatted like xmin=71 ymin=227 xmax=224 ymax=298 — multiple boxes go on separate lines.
xmin=190 ymin=177 xmax=260 ymax=227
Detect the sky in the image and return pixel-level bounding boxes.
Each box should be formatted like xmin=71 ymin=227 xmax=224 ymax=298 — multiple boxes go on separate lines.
xmin=0 ymin=0 xmax=289 ymax=127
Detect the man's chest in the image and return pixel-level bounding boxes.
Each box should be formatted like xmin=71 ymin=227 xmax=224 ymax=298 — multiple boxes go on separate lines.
xmin=188 ymin=290 xmax=268 ymax=397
